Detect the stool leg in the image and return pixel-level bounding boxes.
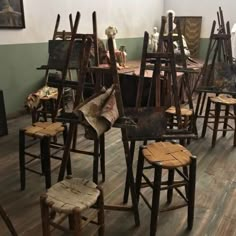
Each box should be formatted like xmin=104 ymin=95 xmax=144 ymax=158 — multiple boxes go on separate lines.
xmin=188 ymin=156 xmax=197 ymax=230
xmin=63 ymin=125 xmax=72 ymax=176
xmin=135 ymin=146 xmax=145 ymax=203
xmin=66 ymin=155 xmax=72 ymax=176
xmin=100 ymin=134 xmax=105 ymax=182
xmin=212 ymin=102 xmax=221 ymax=148
xmin=195 ymin=92 xmax=202 ymax=118
xmin=68 ymin=214 xmax=75 ymax=230
xmin=40 ymin=194 xmax=51 ymax=236
xmin=201 ymin=97 xmax=211 ymax=138
xmin=72 ymin=125 xmax=78 ymax=150
xmin=19 ymin=129 xmax=26 ymax=190
xmin=97 ymin=186 xmax=105 ymax=236
xmin=150 ymin=165 xmax=162 ymax=236
xmin=183 ymin=166 xmax=189 ymax=197
xmin=93 ymin=139 xmax=99 ymax=184
xmin=222 ymin=105 xmax=229 ymax=137
xmin=73 ymin=208 xmax=82 ymax=236
xmin=58 ymin=123 xmax=75 ymax=182
xmin=234 ymin=105 xmax=236 ymax=146
xmin=123 ymin=140 xmax=135 ymax=204
xmin=167 ymin=169 xmax=175 ymax=204
xmin=200 ymin=92 xmax=207 ymax=115
xmin=41 ymin=136 xmax=51 ymax=189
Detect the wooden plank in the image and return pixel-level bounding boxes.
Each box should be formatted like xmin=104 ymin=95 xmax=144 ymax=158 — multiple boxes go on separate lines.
xmin=0 ymin=113 xmax=236 ymax=235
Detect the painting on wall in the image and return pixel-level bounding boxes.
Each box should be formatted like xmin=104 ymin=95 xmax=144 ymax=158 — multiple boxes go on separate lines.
xmin=0 ymin=0 xmax=25 ymax=29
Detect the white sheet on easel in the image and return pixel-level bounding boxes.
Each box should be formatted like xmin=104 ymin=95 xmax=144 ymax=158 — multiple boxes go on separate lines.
xmin=231 ymin=23 xmax=236 ymax=58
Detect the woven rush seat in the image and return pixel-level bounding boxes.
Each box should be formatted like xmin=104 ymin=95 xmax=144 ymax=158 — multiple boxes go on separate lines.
xmin=45 ymin=178 xmax=100 ymax=213
xmin=40 ymin=177 xmax=104 ymax=235
xmin=136 ymin=141 xmax=196 ymax=236
xmin=142 ymin=141 xmax=192 ymax=168
xmin=210 ymin=95 xmax=236 ymax=105
xmin=24 ymin=121 xmax=64 ymax=137
xmin=19 ymin=121 xmax=71 ymax=190
xmin=165 ymin=106 xmax=195 ymax=145
xmin=165 ymin=106 xmax=193 ymax=116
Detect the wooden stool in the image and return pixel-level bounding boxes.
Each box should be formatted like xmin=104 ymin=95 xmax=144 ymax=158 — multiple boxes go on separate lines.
xmin=136 ymin=142 xmax=196 ymax=236
xmin=165 ymin=106 xmax=195 ymax=144
xmin=40 ymin=177 xmax=104 ymax=236
xmin=201 ymin=95 xmax=236 ymax=147
xmin=165 ymin=106 xmax=193 ymax=129
xmin=19 ymin=121 xmax=71 ymax=190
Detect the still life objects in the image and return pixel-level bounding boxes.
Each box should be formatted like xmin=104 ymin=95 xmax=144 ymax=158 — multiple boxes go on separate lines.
xmin=105 ymin=26 xmax=127 ymax=68
xmin=166 ymin=9 xmax=190 ymax=57
xmin=149 ymin=26 xmax=159 ymax=52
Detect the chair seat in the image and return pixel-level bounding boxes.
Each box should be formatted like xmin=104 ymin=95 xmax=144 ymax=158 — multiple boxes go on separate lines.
xmin=165 ymin=106 xmax=193 ymax=116
xmin=45 ymin=177 xmax=100 ymax=214
xmin=210 ymin=95 xmax=236 ymax=105
xmin=24 ymin=121 xmax=64 ymax=138
xmin=142 ymin=142 xmax=192 ymax=168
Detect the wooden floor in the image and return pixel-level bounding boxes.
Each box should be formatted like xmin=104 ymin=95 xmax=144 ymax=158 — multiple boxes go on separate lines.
xmin=0 ymin=113 xmax=236 ymax=236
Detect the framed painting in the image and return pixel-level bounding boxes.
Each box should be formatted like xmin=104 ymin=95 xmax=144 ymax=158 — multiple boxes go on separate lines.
xmin=0 ymin=0 xmax=25 ymax=29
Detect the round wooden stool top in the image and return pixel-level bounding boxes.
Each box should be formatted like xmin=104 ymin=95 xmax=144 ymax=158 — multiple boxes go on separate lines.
xmin=44 ymin=177 xmax=100 ymax=214
xmin=210 ymin=95 xmax=236 ymax=105
xmin=165 ymin=106 xmax=193 ymax=116
xmin=23 ymin=122 xmax=64 ymax=138
xmin=142 ymin=142 xmax=192 ymax=169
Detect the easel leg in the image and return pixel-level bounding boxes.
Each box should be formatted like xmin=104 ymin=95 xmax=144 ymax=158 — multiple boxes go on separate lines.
xmin=121 ymin=129 xmax=140 ymax=226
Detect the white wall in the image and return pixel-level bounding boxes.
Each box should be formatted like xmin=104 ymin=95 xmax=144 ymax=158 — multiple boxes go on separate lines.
xmin=0 ymin=0 xmax=163 ymax=45
xmin=164 ymin=0 xmax=236 ymax=38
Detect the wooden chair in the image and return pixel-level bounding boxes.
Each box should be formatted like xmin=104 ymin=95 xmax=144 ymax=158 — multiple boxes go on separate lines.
xmin=19 ymin=121 xmax=71 ymax=190
xmin=40 ymin=177 xmax=104 ymax=236
xmin=136 ymin=142 xmax=197 ymax=236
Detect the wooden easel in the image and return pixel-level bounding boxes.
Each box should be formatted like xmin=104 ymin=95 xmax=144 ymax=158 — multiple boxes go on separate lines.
xmin=195 ymin=7 xmax=232 ymax=118
xmin=38 ymin=11 xmax=99 ymax=121
xmin=123 ymin=12 xmax=197 ymax=203
xmin=32 ymin=13 xmax=75 ymax=123
xmin=53 ymin=35 xmax=140 ymax=226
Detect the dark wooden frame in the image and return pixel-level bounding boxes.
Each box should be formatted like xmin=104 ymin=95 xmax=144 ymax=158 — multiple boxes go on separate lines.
xmin=0 ymin=0 xmax=25 ymax=29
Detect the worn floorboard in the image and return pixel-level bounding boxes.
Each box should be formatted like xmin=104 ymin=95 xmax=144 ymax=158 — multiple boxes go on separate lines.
xmin=0 ymin=114 xmax=236 ymax=236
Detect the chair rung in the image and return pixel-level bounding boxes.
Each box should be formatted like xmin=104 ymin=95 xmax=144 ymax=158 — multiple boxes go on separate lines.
xmin=160 ymin=203 xmax=188 ymax=212
xmin=25 ymin=167 xmax=42 ymax=175
xmin=207 ymin=126 xmax=234 ymax=131
xmin=160 ymin=181 xmax=187 ymax=190
xmin=24 ymin=152 xmax=40 ymax=159
xmin=139 ymin=192 xmax=152 ymax=210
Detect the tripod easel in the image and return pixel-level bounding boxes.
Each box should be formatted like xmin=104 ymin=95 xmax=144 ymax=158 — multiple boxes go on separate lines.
xmin=195 ymin=7 xmax=233 ymax=119
xmin=54 ymin=35 xmax=140 ymax=226
xmin=123 ymin=12 xmax=198 ymax=203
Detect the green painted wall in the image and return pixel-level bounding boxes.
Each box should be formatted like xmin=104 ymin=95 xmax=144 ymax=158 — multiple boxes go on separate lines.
xmin=0 ymin=38 xmax=143 ymax=117
xmin=0 ymin=43 xmax=48 ymax=117
xmin=115 ymin=37 xmax=143 ymax=60
xmin=198 ymin=38 xmax=210 ymax=60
